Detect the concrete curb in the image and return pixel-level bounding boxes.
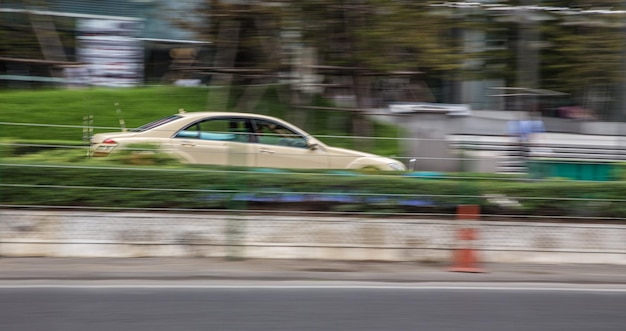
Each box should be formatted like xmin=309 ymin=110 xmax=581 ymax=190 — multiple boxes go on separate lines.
xmin=0 ymin=258 xmax=624 ymax=284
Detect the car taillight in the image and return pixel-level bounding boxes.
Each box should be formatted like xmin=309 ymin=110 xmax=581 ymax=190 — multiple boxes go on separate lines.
xmin=102 ymin=139 xmax=117 ymax=144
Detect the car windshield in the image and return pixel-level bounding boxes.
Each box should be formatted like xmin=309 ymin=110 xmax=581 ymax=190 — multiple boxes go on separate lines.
xmin=131 ymin=115 xmax=182 ymax=132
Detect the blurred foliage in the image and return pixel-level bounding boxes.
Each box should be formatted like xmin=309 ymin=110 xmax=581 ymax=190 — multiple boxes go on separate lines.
xmin=192 ymin=0 xmax=467 ymax=76
xmin=539 ymin=0 xmax=626 ymax=99
xmin=614 ymin=162 xmax=626 ymax=181
xmin=291 ymin=1 xmax=466 ymax=73
xmin=0 ymin=138 xmax=85 ymax=157
xmin=185 ymin=0 xmax=626 ymax=87
xmin=1 ymin=160 xmax=625 ymax=219
xmin=100 ymin=143 xmax=182 ymax=166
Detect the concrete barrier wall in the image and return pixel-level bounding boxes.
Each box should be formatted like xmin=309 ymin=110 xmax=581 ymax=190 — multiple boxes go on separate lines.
xmin=1 ymin=210 xmax=625 ymax=264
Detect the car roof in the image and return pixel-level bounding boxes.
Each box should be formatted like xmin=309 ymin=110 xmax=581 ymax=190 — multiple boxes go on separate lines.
xmin=177 ymin=111 xmax=282 ymax=122
xmin=173 ymin=111 xmax=312 ymax=138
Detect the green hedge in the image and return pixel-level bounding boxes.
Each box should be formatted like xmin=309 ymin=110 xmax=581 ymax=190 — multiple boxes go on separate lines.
xmin=2 ymin=160 xmax=625 ymax=219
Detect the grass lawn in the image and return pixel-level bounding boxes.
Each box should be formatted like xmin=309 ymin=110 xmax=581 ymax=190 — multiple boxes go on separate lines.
xmin=0 ymin=86 xmax=402 ymax=157
xmin=0 ymin=86 xmax=212 ymax=141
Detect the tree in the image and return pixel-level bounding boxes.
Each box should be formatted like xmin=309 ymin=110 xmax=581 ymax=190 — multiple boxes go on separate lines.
xmin=183 ymin=0 xmax=467 ymax=136
xmin=541 ymin=0 xmax=626 ymax=119
xmin=429 ymin=0 xmax=626 ymax=119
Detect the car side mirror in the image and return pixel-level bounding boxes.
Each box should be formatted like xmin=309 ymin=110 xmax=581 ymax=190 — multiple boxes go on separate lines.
xmin=307 ymin=143 xmax=319 ymax=150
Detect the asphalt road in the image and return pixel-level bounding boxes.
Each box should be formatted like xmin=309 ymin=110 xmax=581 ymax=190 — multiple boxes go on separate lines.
xmin=1 ymin=284 xmax=625 ymax=331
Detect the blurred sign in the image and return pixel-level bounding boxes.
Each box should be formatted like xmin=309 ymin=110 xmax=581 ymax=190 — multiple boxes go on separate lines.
xmin=77 ymin=19 xmax=144 ymax=87
xmin=388 ymin=102 xmax=472 ymax=116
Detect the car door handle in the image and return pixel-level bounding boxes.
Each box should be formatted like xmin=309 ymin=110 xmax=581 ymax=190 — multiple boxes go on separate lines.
xmin=180 ymin=140 xmax=195 ymax=147
xmin=259 ymin=148 xmax=274 ymax=154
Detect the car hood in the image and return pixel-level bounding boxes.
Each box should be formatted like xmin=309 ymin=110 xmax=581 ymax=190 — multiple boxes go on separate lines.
xmin=324 ymin=146 xmax=405 ymax=170
xmin=324 ymin=146 xmax=381 ymax=158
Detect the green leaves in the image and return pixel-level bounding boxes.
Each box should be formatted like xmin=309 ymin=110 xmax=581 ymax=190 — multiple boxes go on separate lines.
xmin=2 ymin=161 xmax=625 ymax=218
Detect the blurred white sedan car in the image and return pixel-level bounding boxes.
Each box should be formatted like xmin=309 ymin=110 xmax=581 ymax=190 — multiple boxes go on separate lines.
xmin=90 ymin=111 xmax=406 ymax=171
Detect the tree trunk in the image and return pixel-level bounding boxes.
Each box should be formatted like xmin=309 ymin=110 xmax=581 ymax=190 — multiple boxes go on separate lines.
xmin=352 ymin=71 xmax=373 ymax=150
xmin=209 ymin=19 xmax=241 ymax=111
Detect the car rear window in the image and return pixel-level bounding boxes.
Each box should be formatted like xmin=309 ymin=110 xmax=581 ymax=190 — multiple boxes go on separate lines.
xmin=131 ymin=115 xmax=182 ymax=132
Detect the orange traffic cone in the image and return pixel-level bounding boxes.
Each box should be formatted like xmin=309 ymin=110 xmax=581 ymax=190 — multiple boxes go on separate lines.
xmin=449 ymin=205 xmax=485 ymax=273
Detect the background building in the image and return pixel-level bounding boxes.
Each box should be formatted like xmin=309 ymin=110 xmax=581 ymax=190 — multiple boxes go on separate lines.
xmin=0 ymin=0 xmax=210 ymax=87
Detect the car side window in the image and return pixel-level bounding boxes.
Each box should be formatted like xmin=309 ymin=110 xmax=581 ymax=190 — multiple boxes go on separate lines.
xmin=175 ymin=118 xmax=255 ymax=142
xmin=254 ymin=120 xmax=307 ymax=148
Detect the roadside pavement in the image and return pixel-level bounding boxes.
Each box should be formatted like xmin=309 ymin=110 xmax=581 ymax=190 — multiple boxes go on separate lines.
xmin=0 ymin=257 xmax=624 ymax=284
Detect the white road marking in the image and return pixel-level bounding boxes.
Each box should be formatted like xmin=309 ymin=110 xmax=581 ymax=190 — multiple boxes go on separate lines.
xmin=0 ymin=283 xmax=625 ymax=292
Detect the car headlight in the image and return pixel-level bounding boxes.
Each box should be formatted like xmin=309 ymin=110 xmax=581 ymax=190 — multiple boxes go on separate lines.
xmin=387 ymin=162 xmax=406 ymax=171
